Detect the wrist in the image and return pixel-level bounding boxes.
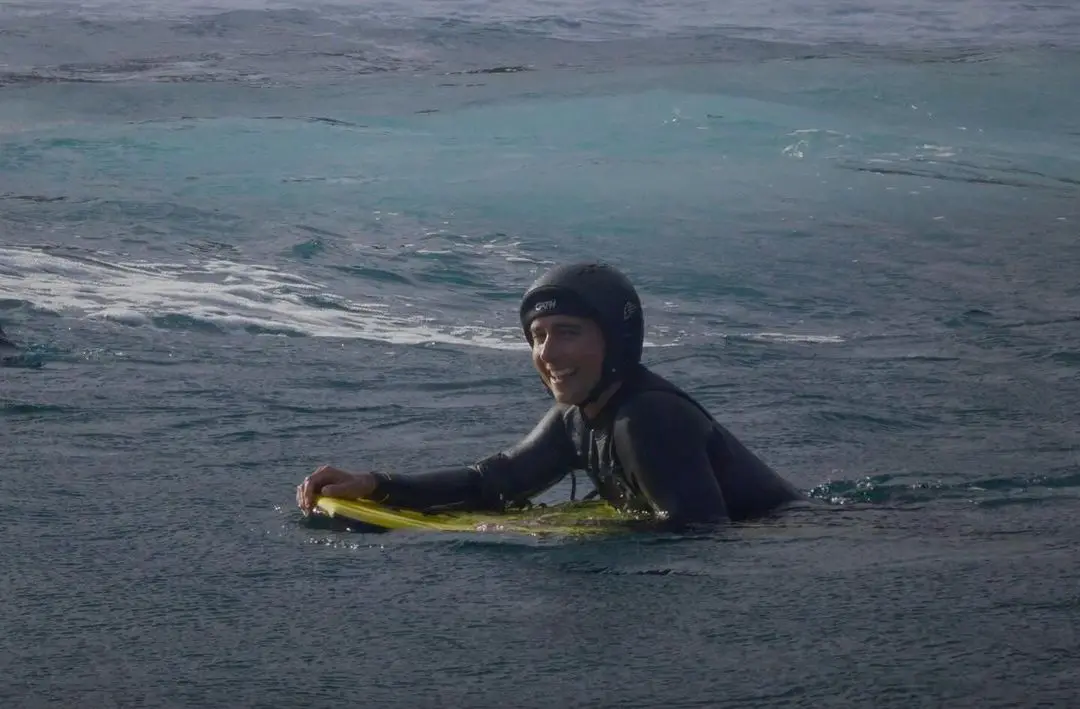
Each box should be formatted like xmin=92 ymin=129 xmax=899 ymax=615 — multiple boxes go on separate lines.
xmin=367 ymin=471 xmax=388 ymax=501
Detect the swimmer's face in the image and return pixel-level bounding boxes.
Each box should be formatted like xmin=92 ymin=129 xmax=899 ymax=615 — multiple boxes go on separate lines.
xmin=529 ymin=314 xmax=606 ymax=405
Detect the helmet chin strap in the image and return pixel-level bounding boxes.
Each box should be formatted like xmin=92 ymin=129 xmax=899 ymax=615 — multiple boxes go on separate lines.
xmin=577 ymin=363 xmax=619 ymax=410
xmin=575 ymin=333 xmax=635 ymax=410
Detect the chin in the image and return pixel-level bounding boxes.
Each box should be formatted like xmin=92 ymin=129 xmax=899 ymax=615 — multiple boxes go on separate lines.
xmin=550 ymin=388 xmax=583 ymax=405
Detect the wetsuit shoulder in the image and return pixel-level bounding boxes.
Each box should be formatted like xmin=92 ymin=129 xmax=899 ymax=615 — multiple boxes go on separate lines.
xmin=624 ymin=370 xmax=803 ymax=520
xmin=611 ymin=388 xmax=730 ymax=524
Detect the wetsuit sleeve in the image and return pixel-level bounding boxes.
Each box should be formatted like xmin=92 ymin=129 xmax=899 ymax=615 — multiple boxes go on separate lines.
xmin=612 ymin=391 xmax=730 ymax=525
xmin=369 ymin=404 xmax=580 ymax=512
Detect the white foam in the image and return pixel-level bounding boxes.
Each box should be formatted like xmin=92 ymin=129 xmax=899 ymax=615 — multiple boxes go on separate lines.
xmin=738 ymin=332 xmax=845 ymax=344
xmin=918 ymin=144 xmax=958 ymax=158
xmin=0 ymin=246 xmax=526 ymax=350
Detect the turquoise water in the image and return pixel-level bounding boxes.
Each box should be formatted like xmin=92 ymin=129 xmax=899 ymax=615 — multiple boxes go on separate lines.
xmin=2 ymin=1 xmax=1079 ymax=706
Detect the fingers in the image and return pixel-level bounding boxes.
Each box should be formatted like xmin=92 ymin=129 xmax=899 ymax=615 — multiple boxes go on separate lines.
xmin=297 ymin=481 xmax=312 ymax=515
xmin=297 ymin=464 xmax=351 ymax=515
xmin=319 ymin=483 xmax=346 ymax=498
xmin=320 ymin=472 xmax=376 ymax=502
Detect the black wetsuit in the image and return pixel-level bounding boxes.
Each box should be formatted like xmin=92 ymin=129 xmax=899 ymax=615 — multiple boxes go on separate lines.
xmin=371 ymin=365 xmax=802 ymax=525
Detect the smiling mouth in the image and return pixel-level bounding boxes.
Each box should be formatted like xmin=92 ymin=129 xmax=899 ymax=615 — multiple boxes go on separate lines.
xmin=548 ymin=368 xmax=577 ymax=384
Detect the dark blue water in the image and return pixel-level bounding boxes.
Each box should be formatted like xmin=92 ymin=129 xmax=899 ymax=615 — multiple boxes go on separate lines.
xmin=2 ymin=1 xmax=1079 ymax=706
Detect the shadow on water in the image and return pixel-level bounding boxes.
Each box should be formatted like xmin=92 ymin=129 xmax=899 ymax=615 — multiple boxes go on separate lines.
xmin=294 ymin=505 xmax=753 ymax=579
xmin=0 ymin=324 xmax=46 ymax=368
xmin=0 ymin=352 xmax=45 ymax=369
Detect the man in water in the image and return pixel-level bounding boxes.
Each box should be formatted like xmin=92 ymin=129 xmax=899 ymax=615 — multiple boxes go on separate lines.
xmin=296 ymin=262 xmax=802 ymax=526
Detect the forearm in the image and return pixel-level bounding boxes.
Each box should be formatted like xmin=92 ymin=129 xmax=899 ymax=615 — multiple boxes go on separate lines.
xmin=371 ymin=404 xmax=579 ymax=513
xmin=371 ymin=464 xmax=497 ymax=512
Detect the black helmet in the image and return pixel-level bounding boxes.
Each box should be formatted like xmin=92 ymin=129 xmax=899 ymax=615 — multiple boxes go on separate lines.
xmin=519 ymin=262 xmax=644 ymax=403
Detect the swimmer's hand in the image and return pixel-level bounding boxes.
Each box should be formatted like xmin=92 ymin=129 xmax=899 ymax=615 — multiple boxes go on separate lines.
xmin=296 ymin=465 xmax=378 ymax=515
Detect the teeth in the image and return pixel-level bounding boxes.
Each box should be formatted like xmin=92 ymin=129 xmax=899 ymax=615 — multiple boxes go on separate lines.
xmin=549 ymin=368 xmax=576 ymax=381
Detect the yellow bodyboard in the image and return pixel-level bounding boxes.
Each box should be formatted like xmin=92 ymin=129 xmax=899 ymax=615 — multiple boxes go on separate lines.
xmin=314 ymin=496 xmax=624 ymax=536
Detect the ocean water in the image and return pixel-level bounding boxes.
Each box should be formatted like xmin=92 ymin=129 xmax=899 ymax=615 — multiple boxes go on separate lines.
xmin=2 ymin=0 xmax=1079 ymax=706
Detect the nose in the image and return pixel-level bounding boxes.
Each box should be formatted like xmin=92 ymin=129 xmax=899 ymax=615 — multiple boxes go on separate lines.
xmin=535 ymin=335 xmax=560 ymax=365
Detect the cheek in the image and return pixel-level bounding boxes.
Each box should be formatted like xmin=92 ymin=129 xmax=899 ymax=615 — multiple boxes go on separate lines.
xmin=581 ymin=336 xmax=606 ymax=373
